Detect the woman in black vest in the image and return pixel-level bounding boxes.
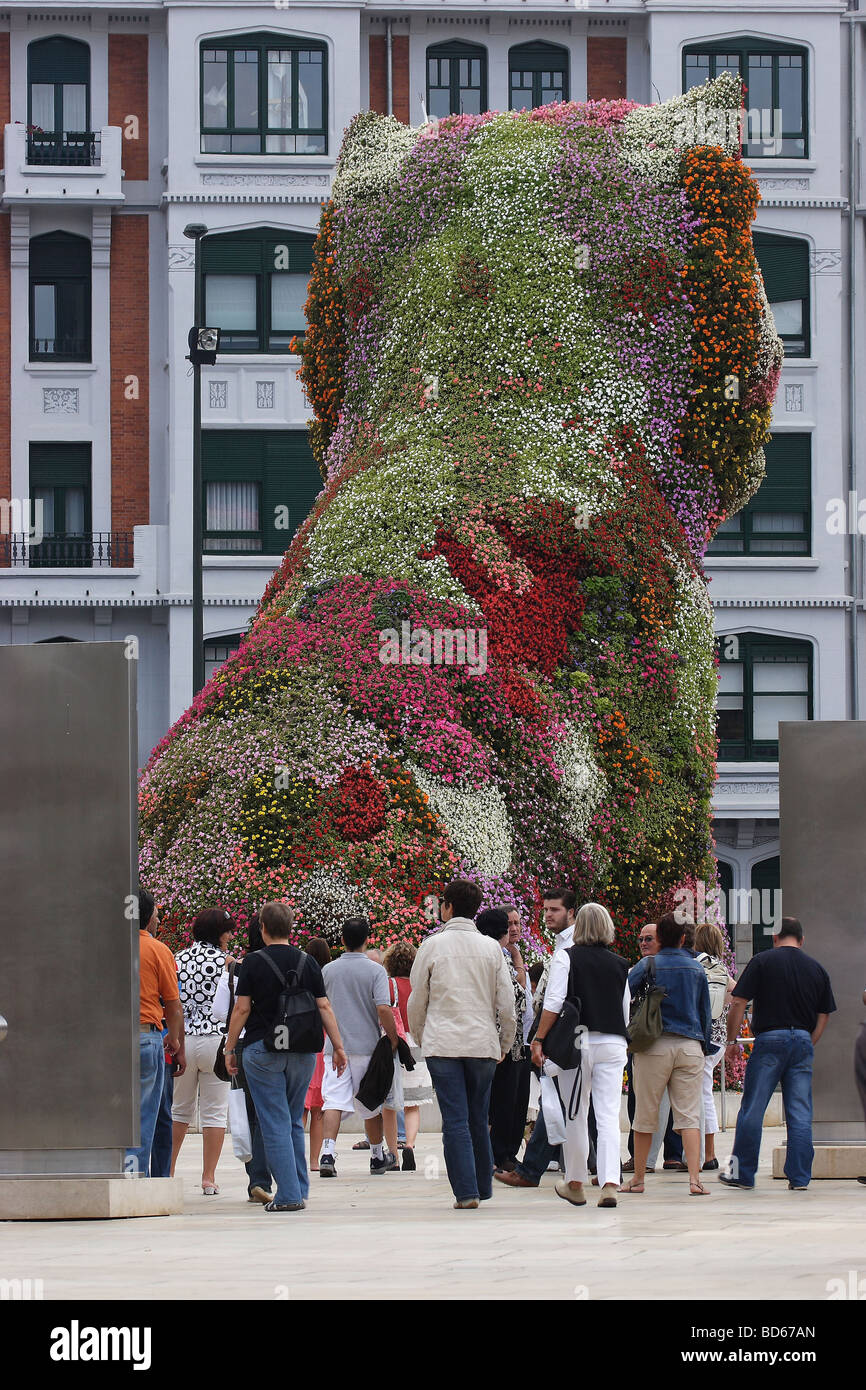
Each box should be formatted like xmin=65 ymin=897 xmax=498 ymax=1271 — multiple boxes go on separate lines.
xmin=531 ymin=903 xmax=629 ymax=1209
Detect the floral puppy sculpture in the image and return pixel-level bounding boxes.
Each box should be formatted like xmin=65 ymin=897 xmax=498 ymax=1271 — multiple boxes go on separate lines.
xmin=141 ymin=77 xmax=782 ymax=956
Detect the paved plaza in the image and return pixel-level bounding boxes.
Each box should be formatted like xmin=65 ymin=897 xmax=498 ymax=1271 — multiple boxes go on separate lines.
xmin=3 ymin=1127 xmax=863 ymax=1302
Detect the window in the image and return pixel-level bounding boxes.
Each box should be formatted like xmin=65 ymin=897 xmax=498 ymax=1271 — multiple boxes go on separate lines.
xmin=750 ymin=856 xmax=780 ymax=955
xmin=509 ymin=41 xmax=569 ymax=110
xmin=683 ymin=39 xmax=808 ymax=158
xmin=201 ymin=33 xmax=327 ymax=155
xmin=202 ymin=228 xmax=314 ymax=352
xmin=204 ymin=633 xmax=244 ymax=682
xmin=716 ymin=634 xmax=812 ymax=761
xmin=426 ymin=41 xmax=487 ymax=118
xmin=29 ymin=232 xmax=91 ymax=361
xmin=202 ymin=430 xmax=321 ymax=554
xmin=29 ymin=442 xmax=92 ymax=567
xmin=753 ymin=232 xmax=810 ymax=357
xmin=28 ymin=36 xmax=94 ymax=165
xmin=708 ymin=434 xmax=811 ymax=557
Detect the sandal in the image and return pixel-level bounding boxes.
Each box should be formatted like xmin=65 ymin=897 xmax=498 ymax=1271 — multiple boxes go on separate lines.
xmin=202 ymin=1184 xmax=219 ymax=1196
xmin=690 ymin=1181 xmax=710 ymax=1196
xmin=619 ymin=1180 xmax=645 ymax=1194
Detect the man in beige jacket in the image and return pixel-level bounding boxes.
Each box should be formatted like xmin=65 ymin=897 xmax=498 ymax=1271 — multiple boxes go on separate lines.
xmin=409 ymin=880 xmax=516 ymax=1209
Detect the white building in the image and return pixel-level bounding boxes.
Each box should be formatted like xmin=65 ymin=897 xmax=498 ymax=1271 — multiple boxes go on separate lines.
xmin=0 ymin=0 xmax=861 ymax=963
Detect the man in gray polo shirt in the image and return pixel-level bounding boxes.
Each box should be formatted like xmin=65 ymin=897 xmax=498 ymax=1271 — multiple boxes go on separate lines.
xmin=319 ymin=916 xmax=400 ymax=1177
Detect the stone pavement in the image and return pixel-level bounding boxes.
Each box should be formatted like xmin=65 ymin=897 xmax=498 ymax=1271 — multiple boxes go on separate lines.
xmin=2 ymin=1127 xmax=863 ymax=1301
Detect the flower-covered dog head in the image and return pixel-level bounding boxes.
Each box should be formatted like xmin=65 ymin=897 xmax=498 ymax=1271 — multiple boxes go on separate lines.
xmin=141 ymin=78 xmax=781 ymax=956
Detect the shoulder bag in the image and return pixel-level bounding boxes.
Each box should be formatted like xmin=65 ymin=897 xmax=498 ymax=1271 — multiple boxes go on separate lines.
xmin=627 ymin=956 xmax=667 ymax=1053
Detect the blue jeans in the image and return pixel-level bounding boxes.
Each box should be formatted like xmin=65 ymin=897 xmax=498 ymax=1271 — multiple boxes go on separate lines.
xmin=241 ymin=1041 xmax=316 ymax=1206
xmin=151 ymin=1052 xmax=174 ymax=1178
xmin=428 ymin=1056 xmax=497 ymax=1201
xmin=733 ymin=1029 xmax=814 ymax=1188
xmin=515 ymin=1105 xmax=560 ymax=1183
xmin=238 ymin=1041 xmax=272 ymax=1195
xmin=126 ymin=1031 xmax=165 ymax=1177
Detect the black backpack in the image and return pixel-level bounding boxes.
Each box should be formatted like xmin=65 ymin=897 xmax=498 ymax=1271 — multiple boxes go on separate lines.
xmin=258 ymin=949 xmax=324 ymax=1054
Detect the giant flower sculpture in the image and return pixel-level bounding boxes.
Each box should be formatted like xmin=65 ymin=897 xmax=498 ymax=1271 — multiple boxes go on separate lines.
xmin=141 ymin=76 xmax=782 ymax=955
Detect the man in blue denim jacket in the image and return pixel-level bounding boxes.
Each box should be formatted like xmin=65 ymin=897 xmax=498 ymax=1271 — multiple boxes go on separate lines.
xmin=621 ymin=913 xmax=712 ymax=1198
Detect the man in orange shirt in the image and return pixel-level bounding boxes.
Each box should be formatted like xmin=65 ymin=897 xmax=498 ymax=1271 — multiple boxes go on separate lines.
xmin=126 ymin=890 xmax=185 ymax=1177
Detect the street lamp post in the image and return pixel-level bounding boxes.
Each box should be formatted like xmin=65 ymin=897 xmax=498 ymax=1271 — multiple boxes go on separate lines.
xmin=183 ymin=223 xmax=220 ymax=697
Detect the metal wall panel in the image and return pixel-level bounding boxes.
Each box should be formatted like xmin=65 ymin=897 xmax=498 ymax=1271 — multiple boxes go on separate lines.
xmin=0 ymin=642 xmax=138 ymax=1164
xmin=779 ymin=721 xmax=866 ymax=1143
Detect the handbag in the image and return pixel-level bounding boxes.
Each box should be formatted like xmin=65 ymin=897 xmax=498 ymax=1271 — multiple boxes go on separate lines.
xmin=213 ymin=963 xmax=237 ymax=1083
xmin=228 ymin=1079 xmax=252 ymax=1163
xmin=542 ymin=950 xmax=585 ymax=1071
xmin=627 ymin=956 xmax=667 ymax=1053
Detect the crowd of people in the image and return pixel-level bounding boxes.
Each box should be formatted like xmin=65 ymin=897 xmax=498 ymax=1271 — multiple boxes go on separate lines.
xmin=130 ymin=879 xmax=853 ymax=1212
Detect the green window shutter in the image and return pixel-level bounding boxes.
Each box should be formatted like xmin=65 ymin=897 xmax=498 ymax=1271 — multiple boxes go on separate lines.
xmin=202 ymin=240 xmax=266 ymax=275
xmin=29 ymin=36 xmax=90 ymax=86
xmin=508 ymin=40 xmax=568 ymax=74
xmin=753 ymin=233 xmax=809 ymax=303
xmin=30 ymin=231 xmax=91 ymax=279
xmin=749 ymin=435 xmax=810 ymax=514
xmin=262 ymin=431 xmax=321 ymax=553
xmin=30 ymin=441 xmax=91 ymax=488
xmin=202 ymin=431 xmax=263 ymax=483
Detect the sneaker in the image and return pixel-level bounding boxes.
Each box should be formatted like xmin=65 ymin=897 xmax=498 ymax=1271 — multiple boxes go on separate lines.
xmin=248 ymin=1185 xmax=273 ymax=1204
xmin=384 ymin=1150 xmax=400 ymax=1172
xmin=453 ymin=1197 xmax=480 ymax=1209
xmin=370 ymin=1154 xmax=392 ymax=1175
xmin=787 ymin=1182 xmax=809 ymax=1190
xmin=401 ymin=1147 xmax=416 ymax=1171
xmin=318 ymin=1154 xmax=337 ymax=1178
xmin=702 ymin=1158 xmax=720 ymax=1171
xmin=264 ymin=1200 xmax=305 ymax=1212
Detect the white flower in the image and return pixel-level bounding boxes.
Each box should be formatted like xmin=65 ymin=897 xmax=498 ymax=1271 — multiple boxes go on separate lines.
xmin=408 ymin=763 xmax=513 ymax=877
xmin=553 ymin=724 xmax=608 ymax=842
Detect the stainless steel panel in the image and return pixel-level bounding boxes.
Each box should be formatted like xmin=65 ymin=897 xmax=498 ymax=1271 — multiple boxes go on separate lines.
xmin=779 ymin=721 xmax=866 ymax=1143
xmin=0 ymin=642 xmax=138 ymax=1156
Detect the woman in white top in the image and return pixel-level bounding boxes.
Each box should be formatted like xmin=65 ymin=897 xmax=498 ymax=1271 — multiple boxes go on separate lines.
xmin=694 ymin=921 xmax=736 ymax=1171
xmin=171 ymin=909 xmax=234 ymax=1194
xmin=532 ymin=903 xmax=630 ymax=1209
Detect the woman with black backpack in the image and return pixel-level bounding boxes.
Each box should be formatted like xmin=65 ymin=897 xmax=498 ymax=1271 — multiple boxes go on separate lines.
xmin=223 ymin=902 xmax=347 ymax=1212
xmin=530 ymin=903 xmax=630 ymax=1210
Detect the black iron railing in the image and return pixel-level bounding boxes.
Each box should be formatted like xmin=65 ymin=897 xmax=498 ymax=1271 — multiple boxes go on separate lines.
xmin=26 ymin=130 xmax=101 ymax=167
xmin=29 ymin=337 xmax=90 ymax=361
xmin=0 ymin=532 xmax=134 ymax=568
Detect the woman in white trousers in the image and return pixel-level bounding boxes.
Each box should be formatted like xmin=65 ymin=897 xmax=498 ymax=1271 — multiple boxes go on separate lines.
xmin=532 ymin=903 xmax=630 ymax=1209
xmin=694 ymin=922 xmax=736 ymax=1170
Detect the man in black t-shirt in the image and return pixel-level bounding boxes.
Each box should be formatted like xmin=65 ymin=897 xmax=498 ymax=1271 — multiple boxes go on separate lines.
xmin=719 ymin=917 xmax=836 ymax=1192
xmin=224 ymin=902 xmax=347 ymax=1212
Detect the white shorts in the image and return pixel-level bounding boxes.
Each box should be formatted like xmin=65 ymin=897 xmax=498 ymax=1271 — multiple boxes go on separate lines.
xmin=320 ymin=1053 xmax=398 ymax=1120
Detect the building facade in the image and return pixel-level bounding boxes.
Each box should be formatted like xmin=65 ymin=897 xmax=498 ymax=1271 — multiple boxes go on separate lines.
xmin=0 ymin=0 xmax=862 ymax=963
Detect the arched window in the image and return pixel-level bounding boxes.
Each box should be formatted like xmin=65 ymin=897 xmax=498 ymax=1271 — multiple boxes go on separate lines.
xmin=201 ymin=32 xmax=327 ymax=155
xmin=202 ymin=226 xmax=314 ymax=352
xmin=754 ymin=232 xmax=810 ymax=358
xmin=426 ymin=40 xmax=487 ymax=119
xmin=716 ymin=633 xmax=812 ymax=761
xmin=750 ymin=855 xmax=780 ymax=955
xmin=509 ymin=41 xmax=569 ymax=110
xmin=28 ymin=37 xmax=92 ymax=164
xmin=683 ymin=38 xmax=807 ymax=158
xmin=29 ymin=231 xmax=91 ymax=361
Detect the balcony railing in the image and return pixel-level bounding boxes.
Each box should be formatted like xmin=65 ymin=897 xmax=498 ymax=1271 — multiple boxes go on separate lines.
xmin=26 ymin=130 xmax=101 ymax=167
xmin=0 ymin=532 xmax=134 ymax=568
xmin=29 ymin=336 xmax=90 ymax=361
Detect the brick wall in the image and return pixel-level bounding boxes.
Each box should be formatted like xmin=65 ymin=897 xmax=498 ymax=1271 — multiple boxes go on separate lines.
xmin=0 ymin=35 xmax=10 ymax=553
xmin=587 ymin=36 xmax=628 ymax=101
xmin=108 ymin=34 xmax=149 ymax=181
xmin=368 ymin=34 xmax=409 ymax=122
xmin=110 ymin=215 xmax=149 ymax=545
xmin=369 ymin=35 xmax=386 ymax=114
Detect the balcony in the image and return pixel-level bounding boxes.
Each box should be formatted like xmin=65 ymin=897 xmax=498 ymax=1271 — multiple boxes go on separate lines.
xmin=0 ymin=532 xmax=135 ymax=569
xmin=2 ymin=124 xmax=124 ymax=205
